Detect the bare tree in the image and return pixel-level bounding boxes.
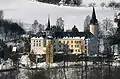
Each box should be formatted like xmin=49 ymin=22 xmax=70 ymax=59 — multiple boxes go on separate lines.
xmin=100 ymin=18 xmax=117 ymax=54
xmin=108 ymin=1 xmax=116 ymax=9
xmin=56 ymin=17 xmax=64 ymax=31
xmin=84 ymin=15 xmax=91 ymax=32
xmin=101 ymin=18 xmax=113 ymax=32
xmin=100 ymin=2 xmax=106 ymax=8
xmin=0 ymin=10 xmax=3 ymax=19
xmin=88 ymin=3 xmax=96 ymax=7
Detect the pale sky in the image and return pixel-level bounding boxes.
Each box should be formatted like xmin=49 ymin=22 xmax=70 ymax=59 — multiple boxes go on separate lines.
xmin=0 ymin=0 xmax=118 ymax=31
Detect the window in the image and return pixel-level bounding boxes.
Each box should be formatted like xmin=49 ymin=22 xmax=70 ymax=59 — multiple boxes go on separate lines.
xmin=75 ymin=50 xmax=77 ymax=52
xmin=36 ymin=40 xmax=38 ymax=42
xmin=71 ymin=45 xmax=73 ymax=48
xmin=34 ymin=40 xmax=35 ymax=42
xmin=77 ymin=45 xmax=79 ymax=47
xmin=39 ymin=43 xmax=41 ymax=46
xmin=75 ymin=45 xmax=76 ymax=48
xmin=76 ymin=41 xmax=79 ymax=44
xmin=71 ymin=41 xmax=73 ymax=43
xmin=54 ymin=49 xmax=56 ymax=52
xmin=78 ymin=50 xmax=80 ymax=52
xmin=67 ymin=41 xmax=69 ymax=44
xmin=59 ymin=41 xmax=61 ymax=43
xmin=75 ymin=41 xmax=77 ymax=43
xmin=63 ymin=41 xmax=65 ymax=44
xmin=36 ymin=43 xmax=38 ymax=47
xmin=85 ymin=46 xmax=87 ymax=49
xmin=79 ymin=41 xmax=81 ymax=43
xmin=59 ymin=45 xmax=61 ymax=48
xmin=71 ymin=49 xmax=73 ymax=52
xmin=34 ymin=43 xmax=35 ymax=46
xmin=39 ymin=40 xmax=41 ymax=46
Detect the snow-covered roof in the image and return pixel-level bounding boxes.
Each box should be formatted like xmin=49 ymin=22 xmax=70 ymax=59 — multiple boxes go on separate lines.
xmin=62 ymin=37 xmax=84 ymax=39
xmin=31 ymin=37 xmax=44 ymax=40
xmin=55 ymin=52 xmax=64 ymax=54
xmin=47 ymin=36 xmax=53 ymax=39
xmin=80 ymin=37 xmax=85 ymax=39
xmin=114 ymin=52 xmax=119 ymax=56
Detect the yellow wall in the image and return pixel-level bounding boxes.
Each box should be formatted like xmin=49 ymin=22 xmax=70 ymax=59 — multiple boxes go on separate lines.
xmin=58 ymin=38 xmax=85 ymax=54
xmin=46 ymin=39 xmax=54 ymax=64
xmin=31 ymin=37 xmax=85 ymax=56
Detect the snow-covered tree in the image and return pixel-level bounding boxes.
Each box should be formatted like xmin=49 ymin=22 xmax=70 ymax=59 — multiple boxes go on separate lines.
xmin=100 ymin=2 xmax=106 ymax=8
xmin=99 ymin=18 xmax=117 ymax=54
xmin=70 ymin=0 xmax=74 ymax=6
xmin=100 ymin=18 xmax=116 ymax=38
xmin=88 ymin=2 xmax=96 ymax=7
xmin=101 ymin=18 xmax=113 ymax=31
xmin=115 ymin=3 xmax=120 ymax=9
xmin=38 ymin=24 xmax=45 ymax=32
xmin=73 ymin=0 xmax=82 ymax=6
xmin=0 ymin=10 xmax=3 ymax=19
xmin=108 ymin=1 xmax=116 ymax=9
xmin=31 ymin=20 xmax=44 ymax=34
xmin=84 ymin=15 xmax=91 ymax=32
xmin=56 ymin=17 xmax=64 ymax=31
xmin=59 ymin=0 xmax=66 ymax=5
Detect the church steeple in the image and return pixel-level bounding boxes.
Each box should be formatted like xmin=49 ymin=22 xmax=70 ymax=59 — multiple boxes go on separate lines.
xmin=46 ymin=16 xmax=51 ymax=31
xmin=89 ymin=7 xmax=99 ymax=36
xmin=90 ymin=7 xmax=98 ymax=25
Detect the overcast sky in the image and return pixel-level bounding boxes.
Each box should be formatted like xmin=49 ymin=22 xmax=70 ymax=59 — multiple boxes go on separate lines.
xmin=0 ymin=0 xmax=118 ymax=31
xmin=0 ymin=0 xmax=119 ymax=5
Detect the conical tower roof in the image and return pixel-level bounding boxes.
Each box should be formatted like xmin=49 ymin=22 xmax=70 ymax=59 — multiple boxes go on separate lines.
xmin=90 ymin=7 xmax=98 ymax=25
xmin=46 ymin=17 xmax=51 ymax=31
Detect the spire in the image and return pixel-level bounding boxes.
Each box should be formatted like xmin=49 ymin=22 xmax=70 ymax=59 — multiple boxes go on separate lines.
xmin=46 ymin=16 xmax=51 ymax=30
xmin=90 ymin=7 xmax=98 ymax=25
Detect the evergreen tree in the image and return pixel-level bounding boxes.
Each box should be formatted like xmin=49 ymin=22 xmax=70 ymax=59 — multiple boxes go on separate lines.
xmin=0 ymin=19 xmax=25 ymax=41
xmin=108 ymin=1 xmax=116 ymax=8
xmin=72 ymin=25 xmax=79 ymax=32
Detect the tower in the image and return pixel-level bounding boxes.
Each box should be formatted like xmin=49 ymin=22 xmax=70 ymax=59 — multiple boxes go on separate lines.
xmin=45 ymin=16 xmax=51 ymax=36
xmin=89 ymin=7 xmax=99 ymax=37
xmin=46 ymin=37 xmax=54 ymax=64
xmin=87 ymin=7 xmax=99 ymax=55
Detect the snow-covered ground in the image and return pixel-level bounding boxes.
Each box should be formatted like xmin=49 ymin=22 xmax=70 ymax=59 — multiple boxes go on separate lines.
xmin=0 ymin=0 xmax=118 ymax=31
xmin=0 ymin=58 xmax=13 ymax=70
xmin=0 ymin=55 xmax=120 ymax=79
xmin=19 ymin=55 xmax=120 ymax=69
xmin=82 ymin=0 xmax=120 ymax=6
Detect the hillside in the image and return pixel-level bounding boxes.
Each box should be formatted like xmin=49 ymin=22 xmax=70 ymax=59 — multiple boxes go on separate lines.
xmin=0 ymin=19 xmax=25 ymax=41
xmin=0 ymin=0 xmax=118 ymax=31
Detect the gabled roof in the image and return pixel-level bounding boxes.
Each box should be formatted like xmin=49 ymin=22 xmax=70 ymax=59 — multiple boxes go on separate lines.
xmin=54 ymin=32 xmax=92 ymax=38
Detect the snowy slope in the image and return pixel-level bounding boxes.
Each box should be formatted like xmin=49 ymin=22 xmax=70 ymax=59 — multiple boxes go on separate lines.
xmin=0 ymin=0 xmax=118 ymax=31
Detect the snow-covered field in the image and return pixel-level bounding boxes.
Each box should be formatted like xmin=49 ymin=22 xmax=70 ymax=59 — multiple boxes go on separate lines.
xmin=0 ymin=55 xmax=120 ymax=79
xmin=82 ymin=0 xmax=120 ymax=6
xmin=0 ymin=0 xmax=118 ymax=31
